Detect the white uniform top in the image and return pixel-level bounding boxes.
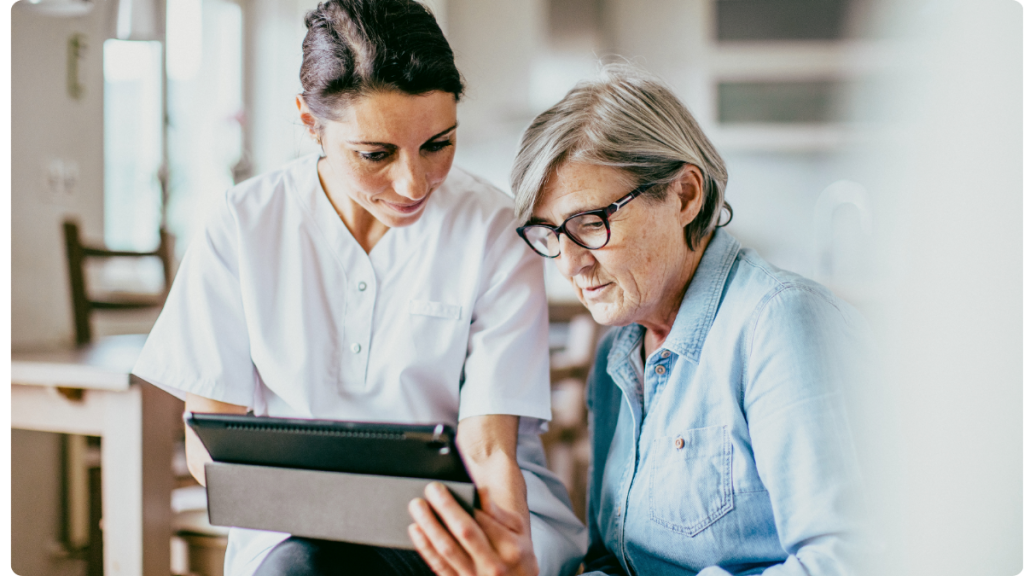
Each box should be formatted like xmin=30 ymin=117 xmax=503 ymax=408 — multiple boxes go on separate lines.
xmin=133 ymin=154 xmax=585 ymax=576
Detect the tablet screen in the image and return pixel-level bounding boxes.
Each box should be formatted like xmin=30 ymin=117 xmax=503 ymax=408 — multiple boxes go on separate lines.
xmin=187 ymin=412 xmax=472 ymax=483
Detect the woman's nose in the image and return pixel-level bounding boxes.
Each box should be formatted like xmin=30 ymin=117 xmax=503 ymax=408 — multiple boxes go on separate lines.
xmin=555 ymin=235 xmax=594 ymax=278
xmin=393 ymin=155 xmax=429 ymax=201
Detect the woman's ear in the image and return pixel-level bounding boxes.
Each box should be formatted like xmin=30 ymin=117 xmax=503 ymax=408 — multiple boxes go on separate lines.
xmin=296 ymin=95 xmax=320 ymax=141
xmin=674 ymin=164 xmax=705 ymax=226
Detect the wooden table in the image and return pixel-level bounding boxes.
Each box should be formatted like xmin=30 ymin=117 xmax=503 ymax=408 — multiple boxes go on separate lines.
xmin=12 ymin=334 xmax=183 ymax=576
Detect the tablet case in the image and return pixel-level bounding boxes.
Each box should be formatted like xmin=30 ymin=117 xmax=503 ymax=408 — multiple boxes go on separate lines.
xmin=186 ymin=412 xmax=472 ymax=482
xmin=205 ymin=462 xmax=477 ymax=549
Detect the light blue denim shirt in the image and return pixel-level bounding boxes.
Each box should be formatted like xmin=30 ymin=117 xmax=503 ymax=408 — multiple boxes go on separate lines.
xmin=583 ymin=230 xmax=871 ymax=576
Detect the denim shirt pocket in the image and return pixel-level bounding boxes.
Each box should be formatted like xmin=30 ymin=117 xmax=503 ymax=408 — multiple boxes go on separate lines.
xmin=648 ymin=425 xmax=734 ymax=537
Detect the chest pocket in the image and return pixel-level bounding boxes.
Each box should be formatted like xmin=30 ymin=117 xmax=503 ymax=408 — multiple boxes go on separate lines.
xmin=648 ymin=425 xmax=734 ymax=537
xmin=409 ymin=299 xmax=462 ymax=320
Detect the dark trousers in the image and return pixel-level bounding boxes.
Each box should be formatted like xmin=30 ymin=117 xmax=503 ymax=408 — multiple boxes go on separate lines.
xmin=253 ymin=537 xmax=434 ymax=576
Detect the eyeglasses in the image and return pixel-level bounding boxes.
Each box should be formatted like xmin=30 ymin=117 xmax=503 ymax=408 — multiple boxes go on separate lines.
xmin=516 ymin=183 xmax=654 ymax=258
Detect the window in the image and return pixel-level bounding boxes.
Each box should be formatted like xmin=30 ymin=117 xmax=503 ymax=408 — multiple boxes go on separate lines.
xmin=103 ymin=39 xmax=163 ymax=252
xmin=165 ymin=0 xmax=243 ymax=254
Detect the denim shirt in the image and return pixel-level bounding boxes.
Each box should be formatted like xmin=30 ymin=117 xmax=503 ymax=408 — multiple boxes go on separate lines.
xmin=583 ymin=231 xmax=871 ymax=576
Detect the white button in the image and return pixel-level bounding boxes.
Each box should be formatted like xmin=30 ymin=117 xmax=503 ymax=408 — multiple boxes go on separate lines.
xmin=655 ymin=365 xmax=666 ymax=375
xmin=351 ymin=343 xmax=361 ymax=353
xmin=357 ymin=281 xmax=367 ymax=291
xmin=661 ymin=350 xmax=671 ymax=358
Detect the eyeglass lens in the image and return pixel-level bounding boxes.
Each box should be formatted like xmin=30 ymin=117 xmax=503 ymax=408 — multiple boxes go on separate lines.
xmin=524 ymin=213 xmax=609 ymax=257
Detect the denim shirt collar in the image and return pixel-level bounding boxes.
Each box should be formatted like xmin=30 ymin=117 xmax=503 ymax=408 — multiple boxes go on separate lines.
xmin=608 ymin=230 xmax=741 ymax=367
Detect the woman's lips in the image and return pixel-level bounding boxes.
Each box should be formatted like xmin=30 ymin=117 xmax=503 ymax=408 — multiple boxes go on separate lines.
xmin=382 ymin=197 xmax=427 ymax=215
xmin=581 ymin=283 xmax=611 ymax=298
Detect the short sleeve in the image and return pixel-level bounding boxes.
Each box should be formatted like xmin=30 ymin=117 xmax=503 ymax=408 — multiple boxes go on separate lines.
xmin=131 ymin=191 xmax=258 ymax=407
xmin=458 ymin=216 xmax=552 ymax=422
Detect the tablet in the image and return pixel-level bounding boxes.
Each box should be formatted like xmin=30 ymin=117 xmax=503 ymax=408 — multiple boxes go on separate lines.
xmin=186 ymin=412 xmax=472 ymax=483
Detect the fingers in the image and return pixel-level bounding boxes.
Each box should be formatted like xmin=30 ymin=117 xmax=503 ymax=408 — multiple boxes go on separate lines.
xmin=422 ymin=482 xmax=505 ymax=567
xmin=408 ymin=496 xmax=475 ymax=575
xmin=408 ymin=523 xmax=458 ymax=576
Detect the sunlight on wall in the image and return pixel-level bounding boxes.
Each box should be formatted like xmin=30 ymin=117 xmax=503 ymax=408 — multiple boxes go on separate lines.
xmin=103 ymin=39 xmax=163 ymax=253
xmin=166 ymin=0 xmax=243 ymax=254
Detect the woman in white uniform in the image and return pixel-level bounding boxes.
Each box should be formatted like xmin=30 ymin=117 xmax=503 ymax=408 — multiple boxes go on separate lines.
xmin=132 ymin=1 xmax=585 ymax=575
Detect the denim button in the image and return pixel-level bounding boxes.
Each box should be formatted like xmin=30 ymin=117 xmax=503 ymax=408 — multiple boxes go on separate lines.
xmin=661 ymin=350 xmax=671 ymax=358
xmin=674 ymin=437 xmax=685 ymax=449
xmin=655 ymin=365 xmax=666 ymax=375
xmin=351 ymin=343 xmax=361 ymax=353
xmin=357 ymin=281 xmax=367 ymax=291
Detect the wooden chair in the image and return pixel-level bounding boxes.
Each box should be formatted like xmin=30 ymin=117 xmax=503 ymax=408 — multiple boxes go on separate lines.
xmin=544 ymin=301 xmax=604 ymax=521
xmin=61 ymin=221 xmax=197 ymax=574
xmin=63 ymin=219 xmax=175 ymax=346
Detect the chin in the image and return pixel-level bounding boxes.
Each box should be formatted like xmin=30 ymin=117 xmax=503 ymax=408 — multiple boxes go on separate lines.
xmin=583 ymin=302 xmax=628 ymax=327
xmin=378 ymin=209 xmax=428 ymax=229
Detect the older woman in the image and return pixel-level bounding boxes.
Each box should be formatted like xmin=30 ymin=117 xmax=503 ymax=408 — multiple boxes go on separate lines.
xmin=509 ymin=65 xmax=871 ymax=575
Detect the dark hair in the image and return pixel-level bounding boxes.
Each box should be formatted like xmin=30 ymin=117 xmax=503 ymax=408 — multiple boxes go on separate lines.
xmin=300 ymin=0 xmax=464 ymax=123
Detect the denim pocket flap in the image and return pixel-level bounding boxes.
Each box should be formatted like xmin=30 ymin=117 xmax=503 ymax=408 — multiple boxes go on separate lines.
xmin=648 ymin=425 xmax=734 ymax=537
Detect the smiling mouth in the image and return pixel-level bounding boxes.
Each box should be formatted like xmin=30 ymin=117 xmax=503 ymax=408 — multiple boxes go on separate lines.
xmin=581 ymin=282 xmax=611 ymax=295
xmin=382 ymin=197 xmax=427 ymax=214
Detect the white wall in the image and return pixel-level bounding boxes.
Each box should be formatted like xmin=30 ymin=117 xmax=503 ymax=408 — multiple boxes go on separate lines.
xmin=865 ymin=1 xmax=1022 ymax=573
xmin=11 ymin=0 xmax=118 ymax=349
xmin=244 ymin=0 xmax=317 ymax=175
xmin=446 ymin=0 xmax=544 ymax=191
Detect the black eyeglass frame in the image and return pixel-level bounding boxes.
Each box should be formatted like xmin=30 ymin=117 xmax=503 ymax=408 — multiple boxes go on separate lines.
xmin=516 ymin=183 xmax=655 ymax=258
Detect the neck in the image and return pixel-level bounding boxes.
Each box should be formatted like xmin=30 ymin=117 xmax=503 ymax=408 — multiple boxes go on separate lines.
xmin=318 ymin=158 xmax=389 ymax=253
xmin=639 ymin=232 xmax=713 ymax=353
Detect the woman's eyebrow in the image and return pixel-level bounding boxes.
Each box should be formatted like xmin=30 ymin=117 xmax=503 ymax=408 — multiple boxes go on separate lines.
xmin=427 ymin=123 xmax=458 ymax=141
xmin=346 ymin=123 xmax=458 ymax=147
xmin=527 ymin=202 xmax=598 ymax=226
xmin=346 ymin=139 xmax=396 ymax=147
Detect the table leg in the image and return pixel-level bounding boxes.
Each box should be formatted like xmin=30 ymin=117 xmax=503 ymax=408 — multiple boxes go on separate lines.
xmin=101 ymin=384 xmax=142 ymax=576
xmin=101 ymin=379 xmax=182 ymax=576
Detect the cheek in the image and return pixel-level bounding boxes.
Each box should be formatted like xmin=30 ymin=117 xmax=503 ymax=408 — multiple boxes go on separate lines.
xmin=330 ymin=155 xmax=380 ymax=190
xmin=428 ymin=151 xmax=456 ymax=184
xmin=346 ymin=168 xmax=392 ymax=201
xmin=608 ymin=226 xmax=664 ymax=305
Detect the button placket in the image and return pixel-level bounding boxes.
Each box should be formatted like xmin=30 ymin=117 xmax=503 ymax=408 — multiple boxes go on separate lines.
xmin=342 ymin=263 xmax=376 ymax=387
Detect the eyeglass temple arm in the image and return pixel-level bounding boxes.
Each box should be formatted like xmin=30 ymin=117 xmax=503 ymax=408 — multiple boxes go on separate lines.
xmin=607 ymin=189 xmax=642 ymax=216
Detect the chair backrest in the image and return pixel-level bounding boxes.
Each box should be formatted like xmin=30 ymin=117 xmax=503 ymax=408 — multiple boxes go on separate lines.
xmin=548 ymin=301 xmax=602 ymax=383
xmin=63 ymin=220 xmax=175 ymax=345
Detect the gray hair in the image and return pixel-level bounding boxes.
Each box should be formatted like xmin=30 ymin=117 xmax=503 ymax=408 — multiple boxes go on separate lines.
xmin=510 ymin=64 xmax=730 ymax=250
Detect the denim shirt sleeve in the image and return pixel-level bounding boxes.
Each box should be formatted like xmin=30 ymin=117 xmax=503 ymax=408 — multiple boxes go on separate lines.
xmin=733 ymin=285 xmax=869 ymax=575
xmin=582 ymin=330 xmax=628 ymax=576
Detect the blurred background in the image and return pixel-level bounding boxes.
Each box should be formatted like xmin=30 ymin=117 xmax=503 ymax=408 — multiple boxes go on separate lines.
xmin=7 ymin=0 xmax=1021 ymax=575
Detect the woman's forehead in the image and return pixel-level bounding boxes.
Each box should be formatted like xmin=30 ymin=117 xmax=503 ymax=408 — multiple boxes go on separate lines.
xmin=533 ymin=163 xmax=631 ymax=221
xmin=327 ymin=90 xmax=457 ymax=142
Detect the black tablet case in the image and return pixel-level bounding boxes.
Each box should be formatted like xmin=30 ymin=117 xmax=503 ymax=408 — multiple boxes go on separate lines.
xmin=187 ymin=412 xmax=473 ymax=483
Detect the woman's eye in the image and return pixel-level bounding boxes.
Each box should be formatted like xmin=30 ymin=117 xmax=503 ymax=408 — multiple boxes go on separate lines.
xmin=359 ymin=151 xmax=390 ymax=162
xmin=423 ymin=140 xmax=453 ymax=153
